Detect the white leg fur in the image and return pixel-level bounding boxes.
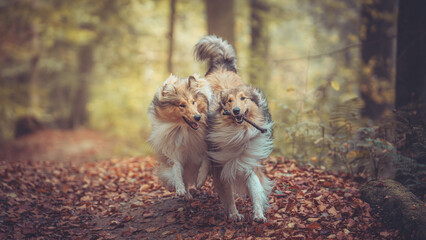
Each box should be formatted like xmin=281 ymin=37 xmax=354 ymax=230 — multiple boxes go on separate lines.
xmin=171 ymin=161 xmax=186 ymax=196
xmin=196 ymin=158 xmax=210 ymax=188
xmin=247 ymin=172 xmax=267 ymax=222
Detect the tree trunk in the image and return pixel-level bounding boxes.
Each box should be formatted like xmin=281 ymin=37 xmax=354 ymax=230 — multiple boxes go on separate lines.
xmin=360 ymin=180 xmax=426 ymax=240
xmin=167 ymin=0 xmax=176 ymax=74
xmin=249 ymin=0 xmax=270 ymax=89
xmin=395 ymin=0 xmax=426 ymax=120
xmin=205 ymin=0 xmax=235 ymax=46
xmin=29 ymin=19 xmax=41 ymax=114
xmin=70 ymin=45 xmax=93 ymax=128
xmin=360 ymin=0 xmax=397 ymax=120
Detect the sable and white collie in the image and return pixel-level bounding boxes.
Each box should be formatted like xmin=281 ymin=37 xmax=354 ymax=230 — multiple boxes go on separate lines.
xmin=194 ymin=36 xmax=274 ymax=222
xmin=148 ymin=74 xmax=212 ymax=199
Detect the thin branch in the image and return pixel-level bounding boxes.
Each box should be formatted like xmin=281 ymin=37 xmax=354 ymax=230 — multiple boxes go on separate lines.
xmin=272 ymin=35 xmax=397 ymax=63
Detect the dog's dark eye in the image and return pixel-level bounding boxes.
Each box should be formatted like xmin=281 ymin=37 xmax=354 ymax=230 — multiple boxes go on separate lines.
xmin=241 ymin=97 xmax=246 ymax=100
xmin=179 ymin=104 xmax=186 ymax=108
xmin=228 ymin=99 xmax=232 ymax=103
xmin=192 ymin=101 xmax=196 ymax=105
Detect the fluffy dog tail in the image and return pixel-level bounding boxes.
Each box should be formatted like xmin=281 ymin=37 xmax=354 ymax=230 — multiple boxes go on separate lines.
xmin=194 ymin=35 xmax=237 ymax=75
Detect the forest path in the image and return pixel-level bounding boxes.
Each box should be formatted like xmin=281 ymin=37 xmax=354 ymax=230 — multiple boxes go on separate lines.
xmin=0 ymin=130 xmax=400 ymax=239
xmin=0 ymin=129 xmax=114 ymax=163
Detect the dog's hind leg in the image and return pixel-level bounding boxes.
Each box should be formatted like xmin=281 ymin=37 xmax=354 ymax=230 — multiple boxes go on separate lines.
xmin=183 ymin=181 xmax=193 ymax=200
xmin=212 ymin=166 xmax=243 ymax=221
xmin=247 ymin=171 xmax=268 ymax=222
xmin=196 ymin=158 xmax=210 ymax=188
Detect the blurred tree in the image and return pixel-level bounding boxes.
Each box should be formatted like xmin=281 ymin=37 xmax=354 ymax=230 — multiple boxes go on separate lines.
xmin=70 ymin=43 xmax=93 ymax=128
xmin=0 ymin=0 xmax=46 ymax=138
xmin=249 ymin=0 xmax=271 ymax=89
xmin=395 ymin=0 xmax=426 ymax=120
xmin=28 ymin=11 xmax=41 ymax=114
xmin=0 ymin=0 xmax=139 ymax=132
xmin=360 ymin=0 xmax=397 ymax=120
xmin=205 ymin=0 xmax=235 ymax=45
xmin=167 ymin=0 xmax=177 ymax=73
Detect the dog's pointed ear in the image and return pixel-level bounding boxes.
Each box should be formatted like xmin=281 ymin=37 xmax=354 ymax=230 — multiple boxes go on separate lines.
xmin=161 ymin=84 xmax=177 ymax=97
xmin=219 ymin=90 xmax=231 ymax=115
xmin=217 ymin=91 xmax=225 ymax=113
xmin=188 ymin=75 xmax=198 ymax=88
xmin=249 ymin=88 xmax=261 ymax=106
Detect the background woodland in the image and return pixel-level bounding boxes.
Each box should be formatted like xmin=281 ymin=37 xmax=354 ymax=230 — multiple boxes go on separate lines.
xmin=1 ymin=0 xmax=425 ymax=193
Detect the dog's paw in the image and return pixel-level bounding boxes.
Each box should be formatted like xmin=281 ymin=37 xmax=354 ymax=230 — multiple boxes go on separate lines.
xmin=228 ymin=212 xmax=244 ymax=221
xmin=196 ymin=175 xmax=207 ymax=189
xmin=253 ymin=214 xmax=266 ymax=223
xmin=175 ymin=186 xmax=186 ymax=196
xmin=184 ymin=191 xmax=193 ymax=200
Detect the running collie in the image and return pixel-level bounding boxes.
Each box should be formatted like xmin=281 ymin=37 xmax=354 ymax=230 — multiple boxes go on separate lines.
xmin=194 ymin=36 xmax=274 ymax=222
xmin=148 ymin=74 xmax=212 ymax=199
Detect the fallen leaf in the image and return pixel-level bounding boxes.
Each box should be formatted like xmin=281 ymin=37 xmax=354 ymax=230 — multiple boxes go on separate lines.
xmin=328 ymin=206 xmax=338 ymax=216
xmin=166 ymin=216 xmax=176 ymax=223
xmin=145 ymin=226 xmax=160 ymax=233
xmin=307 ymin=222 xmax=322 ymax=230
xmin=121 ymin=215 xmax=134 ymax=223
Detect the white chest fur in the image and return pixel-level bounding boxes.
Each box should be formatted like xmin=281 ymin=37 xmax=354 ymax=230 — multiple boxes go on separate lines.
xmin=149 ymin=120 xmax=207 ymax=164
xmin=207 ymin=121 xmax=273 ymax=182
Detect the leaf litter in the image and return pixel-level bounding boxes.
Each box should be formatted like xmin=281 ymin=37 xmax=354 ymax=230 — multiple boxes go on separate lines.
xmin=0 ymin=156 xmax=401 ymax=239
xmin=0 ymin=141 xmax=401 ymax=239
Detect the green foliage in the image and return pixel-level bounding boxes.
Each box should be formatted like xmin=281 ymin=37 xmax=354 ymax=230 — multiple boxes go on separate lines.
xmin=391 ymin=106 xmax=426 ymax=197
xmin=341 ymin=127 xmax=397 ymax=179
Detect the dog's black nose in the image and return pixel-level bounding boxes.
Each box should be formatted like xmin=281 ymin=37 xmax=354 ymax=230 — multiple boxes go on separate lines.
xmin=194 ymin=114 xmax=201 ymax=122
xmin=233 ymin=107 xmax=240 ymax=115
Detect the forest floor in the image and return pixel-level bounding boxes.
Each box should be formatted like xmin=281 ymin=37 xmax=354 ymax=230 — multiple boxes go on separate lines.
xmin=0 ymin=129 xmax=401 ymax=239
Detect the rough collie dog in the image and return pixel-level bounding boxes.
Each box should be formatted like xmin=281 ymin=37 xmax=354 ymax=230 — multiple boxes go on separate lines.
xmin=194 ymin=36 xmax=274 ymax=222
xmin=148 ymin=74 xmax=212 ymax=199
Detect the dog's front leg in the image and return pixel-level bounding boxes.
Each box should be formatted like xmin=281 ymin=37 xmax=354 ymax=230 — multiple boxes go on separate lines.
xmin=196 ymin=158 xmax=210 ymax=188
xmin=223 ymin=184 xmax=243 ymax=221
xmin=247 ymin=171 xmax=267 ymax=222
xmin=171 ymin=161 xmax=186 ymax=197
xmin=183 ymin=181 xmax=193 ymax=200
xmin=212 ymin=167 xmax=243 ymax=221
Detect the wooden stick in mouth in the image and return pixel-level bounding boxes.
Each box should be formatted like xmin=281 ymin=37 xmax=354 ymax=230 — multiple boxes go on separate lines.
xmin=220 ymin=101 xmax=267 ymax=133
xmin=242 ymin=116 xmax=267 ymax=133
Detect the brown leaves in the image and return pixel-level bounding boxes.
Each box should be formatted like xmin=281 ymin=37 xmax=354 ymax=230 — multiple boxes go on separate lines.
xmin=263 ymin=158 xmax=401 ymax=239
xmin=0 ymin=156 xmax=161 ymax=239
xmin=145 ymin=226 xmax=160 ymax=233
xmin=0 ymin=156 xmax=401 ymax=239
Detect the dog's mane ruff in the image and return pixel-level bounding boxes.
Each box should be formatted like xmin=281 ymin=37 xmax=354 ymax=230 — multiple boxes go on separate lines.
xmin=207 ymin=116 xmax=274 ymax=183
xmin=194 ymin=35 xmax=237 ymax=75
xmin=148 ymin=119 xmax=207 ymax=162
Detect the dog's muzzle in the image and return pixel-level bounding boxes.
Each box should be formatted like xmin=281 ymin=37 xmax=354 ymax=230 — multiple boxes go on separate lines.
xmin=234 ymin=109 xmax=248 ymax=124
xmin=183 ymin=116 xmax=200 ymax=130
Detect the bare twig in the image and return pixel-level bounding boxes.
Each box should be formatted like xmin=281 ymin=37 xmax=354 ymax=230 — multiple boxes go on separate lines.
xmin=242 ymin=116 xmax=267 ymax=133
